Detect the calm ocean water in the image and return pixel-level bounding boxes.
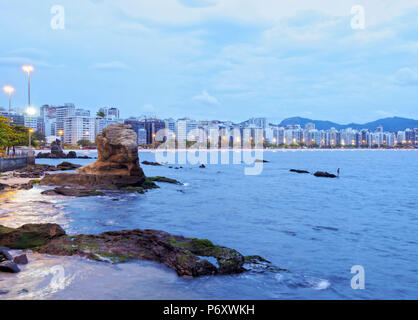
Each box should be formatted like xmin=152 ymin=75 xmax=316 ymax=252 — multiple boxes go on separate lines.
xmin=1 ymin=150 xmax=418 ymax=299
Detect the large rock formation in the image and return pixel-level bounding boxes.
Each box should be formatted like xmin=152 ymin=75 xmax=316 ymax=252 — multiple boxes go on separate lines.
xmin=37 ymin=139 xmax=78 ymax=159
xmin=0 ymin=223 xmax=279 ymax=277
xmin=78 ymin=123 xmax=142 ymax=176
xmin=40 ymin=123 xmax=145 ymax=189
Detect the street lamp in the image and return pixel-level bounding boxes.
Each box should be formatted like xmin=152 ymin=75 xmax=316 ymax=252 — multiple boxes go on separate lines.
xmin=3 ymin=85 xmax=15 ymax=119
xmin=26 ymin=106 xmax=36 ymax=152
xmin=22 ymin=65 xmax=34 ymax=106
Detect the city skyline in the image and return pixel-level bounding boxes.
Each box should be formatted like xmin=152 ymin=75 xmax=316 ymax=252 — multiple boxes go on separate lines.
xmin=1 ymin=1 xmax=418 ymax=123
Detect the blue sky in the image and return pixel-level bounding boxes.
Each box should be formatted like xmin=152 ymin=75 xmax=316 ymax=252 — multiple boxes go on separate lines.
xmin=1 ymin=0 xmax=418 ymax=123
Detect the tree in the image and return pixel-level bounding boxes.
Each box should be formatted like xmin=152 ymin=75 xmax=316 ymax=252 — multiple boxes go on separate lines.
xmin=32 ymin=131 xmax=46 ymax=146
xmin=97 ymin=111 xmax=105 ymax=118
xmin=77 ymin=139 xmax=95 ymax=147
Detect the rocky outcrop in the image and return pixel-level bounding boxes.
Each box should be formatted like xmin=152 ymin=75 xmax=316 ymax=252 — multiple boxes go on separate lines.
xmin=0 ymin=224 xmax=65 ymax=249
xmin=37 ymin=140 xmax=91 ymax=159
xmin=78 ymin=123 xmax=142 ymax=177
xmin=1 ymin=223 xmax=277 ymax=277
xmin=41 ymin=124 xmax=145 ymax=189
xmin=314 ymin=171 xmax=338 ymax=178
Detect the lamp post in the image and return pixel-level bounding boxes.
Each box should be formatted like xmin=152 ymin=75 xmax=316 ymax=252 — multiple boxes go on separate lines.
xmin=58 ymin=130 xmax=64 ymax=142
xmin=26 ymin=106 xmax=36 ymax=153
xmin=22 ymin=65 xmax=34 ymax=106
xmin=3 ymin=86 xmax=15 ymax=120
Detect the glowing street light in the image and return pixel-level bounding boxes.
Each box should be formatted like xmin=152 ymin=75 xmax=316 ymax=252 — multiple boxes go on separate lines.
xmin=3 ymin=85 xmax=14 ymax=119
xmin=22 ymin=65 xmax=34 ymax=106
xmin=26 ymin=106 xmax=36 ymax=152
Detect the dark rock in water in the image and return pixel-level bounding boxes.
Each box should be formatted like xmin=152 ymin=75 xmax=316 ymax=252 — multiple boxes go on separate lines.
xmin=0 ymin=261 xmax=20 ymax=273
xmin=13 ymin=254 xmax=28 ymax=265
xmin=77 ymin=155 xmax=92 ymax=159
xmin=255 ymin=159 xmax=269 ymax=163
xmin=13 ymin=164 xmax=57 ymax=179
xmin=290 ymin=169 xmax=310 ymax=174
xmin=199 ymin=164 xmax=206 ymax=168
xmin=149 ymin=176 xmax=181 ymax=185
xmin=141 ymin=161 xmax=162 ymax=166
xmin=56 ymin=162 xmax=82 ymax=171
xmin=42 ymin=187 xmax=104 ymax=197
xmin=314 ymin=171 xmax=337 ymax=178
xmin=39 ymin=229 xmax=271 ymax=277
xmin=66 ymin=151 xmax=77 ymax=159
xmin=0 ymin=249 xmax=13 ymax=262
xmin=0 ymin=183 xmax=6 ymax=191
xmin=1 ymin=223 xmax=276 ymax=278
xmin=0 ymin=223 xmax=66 ymax=249
xmin=0 ymin=290 xmax=8 ymax=295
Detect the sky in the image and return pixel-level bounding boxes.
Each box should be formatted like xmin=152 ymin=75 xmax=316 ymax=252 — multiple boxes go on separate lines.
xmin=0 ymin=0 xmax=418 ymax=124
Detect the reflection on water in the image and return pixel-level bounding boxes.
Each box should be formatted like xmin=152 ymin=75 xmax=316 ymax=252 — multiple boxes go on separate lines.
xmin=1 ymin=150 xmax=418 ymax=299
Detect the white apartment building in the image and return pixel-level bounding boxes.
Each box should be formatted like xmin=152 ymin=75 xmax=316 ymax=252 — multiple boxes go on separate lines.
xmin=64 ymin=116 xmax=96 ymax=145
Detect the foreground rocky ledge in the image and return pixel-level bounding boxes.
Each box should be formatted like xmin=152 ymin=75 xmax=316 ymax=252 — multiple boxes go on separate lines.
xmin=0 ymin=224 xmax=278 ymax=277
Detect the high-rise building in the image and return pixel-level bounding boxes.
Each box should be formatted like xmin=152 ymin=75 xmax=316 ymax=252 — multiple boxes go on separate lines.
xmin=56 ymin=104 xmax=76 ymax=134
xmin=64 ymin=116 xmax=96 ymax=145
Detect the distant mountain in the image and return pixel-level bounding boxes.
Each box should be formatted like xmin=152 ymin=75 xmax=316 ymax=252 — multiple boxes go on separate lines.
xmin=278 ymin=117 xmax=418 ymax=132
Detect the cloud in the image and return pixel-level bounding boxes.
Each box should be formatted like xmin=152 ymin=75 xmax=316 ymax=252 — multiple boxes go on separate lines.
xmin=141 ymin=104 xmax=155 ymax=112
xmin=90 ymin=61 xmax=129 ymax=70
xmin=394 ymin=68 xmax=418 ymax=86
xmin=193 ymin=90 xmax=219 ymax=105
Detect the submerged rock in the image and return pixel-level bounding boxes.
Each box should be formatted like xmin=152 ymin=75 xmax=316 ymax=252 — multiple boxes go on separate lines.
xmin=290 ymin=169 xmax=310 ymax=174
xmin=41 ymin=187 xmax=104 ymax=197
xmin=313 ymin=171 xmax=338 ymax=178
xmin=0 ymin=223 xmax=276 ymax=278
xmin=149 ymin=176 xmax=181 ymax=185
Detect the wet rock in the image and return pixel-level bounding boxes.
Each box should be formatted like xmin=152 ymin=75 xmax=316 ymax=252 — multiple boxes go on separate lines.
xmin=0 ymin=261 xmax=20 ymax=273
xmin=149 ymin=176 xmax=181 ymax=185
xmin=290 ymin=169 xmax=310 ymax=174
xmin=199 ymin=164 xmax=206 ymax=168
xmin=12 ymin=164 xmax=57 ymax=179
xmin=56 ymin=162 xmax=82 ymax=171
xmin=0 ymin=223 xmax=66 ymax=249
xmin=0 ymin=183 xmax=7 ymax=191
xmin=141 ymin=161 xmax=162 ymax=166
xmin=41 ymin=187 xmax=104 ymax=197
xmin=0 ymin=249 xmax=12 ymax=262
xmin=0 ymin=290 xmax=9 ymax=295
xmin=67 ymin=151 xmax=77 ymax=159
xmin=314 ymin=171 xmax=337 ymax=178
xmin=13 ymin=254 xmax=28 ymax=265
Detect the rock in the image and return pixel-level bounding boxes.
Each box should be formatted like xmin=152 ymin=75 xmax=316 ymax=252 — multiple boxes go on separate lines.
xmin=56 ymin=162 xmax=82 ymax=171
xmin=41 ymin=123 xmax=145 ymax=189
xmin=67 ymin=151 xmax=77 ymax=159
xmin=255 ymin=159 xmax=269 ymax=163
xmin=290 ymin=169 xmax=310 ymax=174
xmin=41 ymin=187 xmax=104 ymax=197
xmin=13 ymin=164 xmax=57 ymax=179
xmin=141 ymin=161 xmax=162 ymax=166
xmin=199 ymin=164 xmax=206 ymax=168
xmin=0 ymin=183 xmax=7 ymax=191
xmin=0 ymin=261 xmax=20 ymax=273
xmin=2 ymin=223 xmax=275 ymax=278
xmin=38 ymin=228 xmax=270 ymax=277
xmin=314 ymin=171 xmax=338 ymax=178
xmin=78 ymin=123 xmax=143 ymax=176
xmin=0 ymin=290 xmax=9 ymax=295
xmin=13 ymin=254 xmax=28 ymax=265
xmin=0 ymin=224 xmax=66 ymax=249
xmin=0 ymin=249 xmax=13 ymax=262
xmin=148 ymin=176 xmax=181 ymax=185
